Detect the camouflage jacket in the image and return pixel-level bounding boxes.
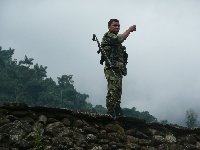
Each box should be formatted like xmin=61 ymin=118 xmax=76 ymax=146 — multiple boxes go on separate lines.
xmin=101 ymin=31 xmax=127 ymax=73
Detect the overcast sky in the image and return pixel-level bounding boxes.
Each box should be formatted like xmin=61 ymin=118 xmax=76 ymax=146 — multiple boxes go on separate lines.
xmin=1 ymin=0 xmax=200 ymax=125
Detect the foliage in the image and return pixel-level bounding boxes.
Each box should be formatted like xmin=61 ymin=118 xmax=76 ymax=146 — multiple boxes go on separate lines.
xmin=93 ymin=105 xmax=107 ymax=114
xmin=123 ymin=107 xmax=157 ymax=123
xmin=0 ymin=47 xmax=90 ymax=110
xmin=185 ymin=108 xmax=199 ymax=128
xmin=160 ymin=120 xmax=169 ymax=125
xmin=34 ymin=129 xmax=43 ymax=150
xmin=0 ymin=46 xmax=157 ymax=122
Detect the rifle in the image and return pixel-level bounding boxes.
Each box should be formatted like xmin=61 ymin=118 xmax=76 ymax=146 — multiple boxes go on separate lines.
xmin=92 ymin=34 xmax=116 ymax=76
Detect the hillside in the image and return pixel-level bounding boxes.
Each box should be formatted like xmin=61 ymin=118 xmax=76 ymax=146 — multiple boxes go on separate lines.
xmin=0 ymin=102 xmax=200 ymax=150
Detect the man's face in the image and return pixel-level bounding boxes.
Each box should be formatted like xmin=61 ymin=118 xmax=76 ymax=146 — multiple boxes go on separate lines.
xmin=108 ymin=21 xmax=120 ymax=34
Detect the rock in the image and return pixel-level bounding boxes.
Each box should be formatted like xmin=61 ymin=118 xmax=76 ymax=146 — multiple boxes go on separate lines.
xmin=0 ymin=116 xmax=10 ymax=126
xmin=126 ymin=143 xmax=140 ymax=150
xmin=148 ymin=128 xmax=160 ymax=135
xmin=86 ymin=134 xmax=97 ymax=142
xmin=13 ymin=139 xmax=33 ymax=149
xmin=0 ymin=133 xmax=9 ymax=146
xmin=127 ymin=135 xmax=139 ymax=144
xmin=169 ymin=144 xmax=184 ymax=150
xmin=165 ymin=134 xmax=176 ymax=143
xmin=0 ymin=148 xmax=9 ymax=150
xmin=6 ymin=115 xmax=18 ymax=122
xmin=20 ymin=116 xmax=35 ymax=125
xmin=151 ymin=135 xmax=165 ymax=146
xmin=84 ymin=126 xmax=98 ymax=134
xmin=72 ymin=132 xmax=86 ymax=147
xmin=91 ymin=145 xmax=103 ymax=150
xmin=74 ymin=119 xmax=85 ymax=128
xmin=69 ymin=147 xmax=84 ymax=150
xmin=126 ymin=129 xmax=149 ymax=139
xmin=58 ymin=127 xmax=74 ymax=137
xmin=0 ymin=109 xmax=8 ymax=115
xmin=138 ymin=139 xmax=151 ymax=146
xmin=52 ymin=136 xmax=73 ymax=147
xmin=98 ymin=139 xmax=109 ymax=144
xmin=184 ymin=144 xmax=199 ymax=150
xmin=147 ymin=147 xmax=157 ymax=150
xmin=97 ymin=130 xmax=107 ymax=139
xmin=197 ymin=142 xmax=200 ymax=149
xmin=46 ymin=122 xmax=66 ymax=136
xmin=0 ymin=105 xmax=200 ymax=149
xmin=102 ymin=144 xmax=109 ymax=149
xmin=0 ymin=120 xmax=32 ymax=147
xmin=158 ymin=144 xmax=169 ymax=150
xmin=9 ymin=110 xmax=31 ymax=118
xmin=107 ymin=132 xmax=120 ymax=142
xmin=109 ymin=141 xmax=118 ymax=149
xmin=186 ymin=134 xmax=197 ymax=145
xmin=105 ymin=123 xmax=124 ymax=134
xmin=38 ymin=115 xmax=47 ymax=125
xmin=47 ymin=118 xmax=58 ymax=124
xmin=62 ymin=118 xmax=71 ymax=126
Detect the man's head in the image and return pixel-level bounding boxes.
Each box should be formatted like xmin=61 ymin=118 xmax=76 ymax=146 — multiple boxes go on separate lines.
xmin=108 ymin=19 xmax=120 ymax=34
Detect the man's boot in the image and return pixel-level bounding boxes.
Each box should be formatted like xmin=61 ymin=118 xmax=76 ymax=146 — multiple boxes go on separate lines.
xmin=115 ymin=106 xmax=124 ymax=117
xmin=107 ymin=108 xmax=115 ymax=118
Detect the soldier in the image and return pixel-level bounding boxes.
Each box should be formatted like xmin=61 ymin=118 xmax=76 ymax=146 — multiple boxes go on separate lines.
xmin=101 ymin=19 xmax=136 ymax=117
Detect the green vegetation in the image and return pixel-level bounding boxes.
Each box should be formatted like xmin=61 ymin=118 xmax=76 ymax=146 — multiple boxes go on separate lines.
xmin=185 ymin=108 xmax=199 ymax=128
xmin=34 ymin=129 xmax=43 ymax=150
xmin=123 ymin=107 xmax=157 ymax=122
xmin=0 ymin=46 xmax=90 ymax=110
xmin=0 ymin=46 xmax=157 ymax=123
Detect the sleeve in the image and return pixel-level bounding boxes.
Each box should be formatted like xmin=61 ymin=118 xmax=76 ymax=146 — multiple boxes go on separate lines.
xmin=117 ymin=34 xmax=124 ymax=43
xmin=106 ymin=32 xmax=124 ymax=44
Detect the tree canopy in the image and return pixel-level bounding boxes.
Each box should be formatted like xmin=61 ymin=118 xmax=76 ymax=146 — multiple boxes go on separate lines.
xmin=0 ymin=46 xmax=90 ymax=110
xmin=0 ymin=46 xmax=157 ymax=123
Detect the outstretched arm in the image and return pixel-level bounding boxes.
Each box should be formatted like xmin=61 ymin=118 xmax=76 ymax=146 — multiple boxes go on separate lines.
xmin=105 ymin=25 xmax=136 ymax=44
xmin=121 ymin=25 xmax=136 ymax=40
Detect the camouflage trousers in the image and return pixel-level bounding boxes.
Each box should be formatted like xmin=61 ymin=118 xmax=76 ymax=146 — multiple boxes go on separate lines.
xmin=104 ymin=68 xmax=123 ymax=112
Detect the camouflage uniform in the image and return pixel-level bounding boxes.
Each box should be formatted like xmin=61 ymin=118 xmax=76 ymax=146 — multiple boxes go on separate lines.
xmin=101 ymin=31 xmax=127 ymax=116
